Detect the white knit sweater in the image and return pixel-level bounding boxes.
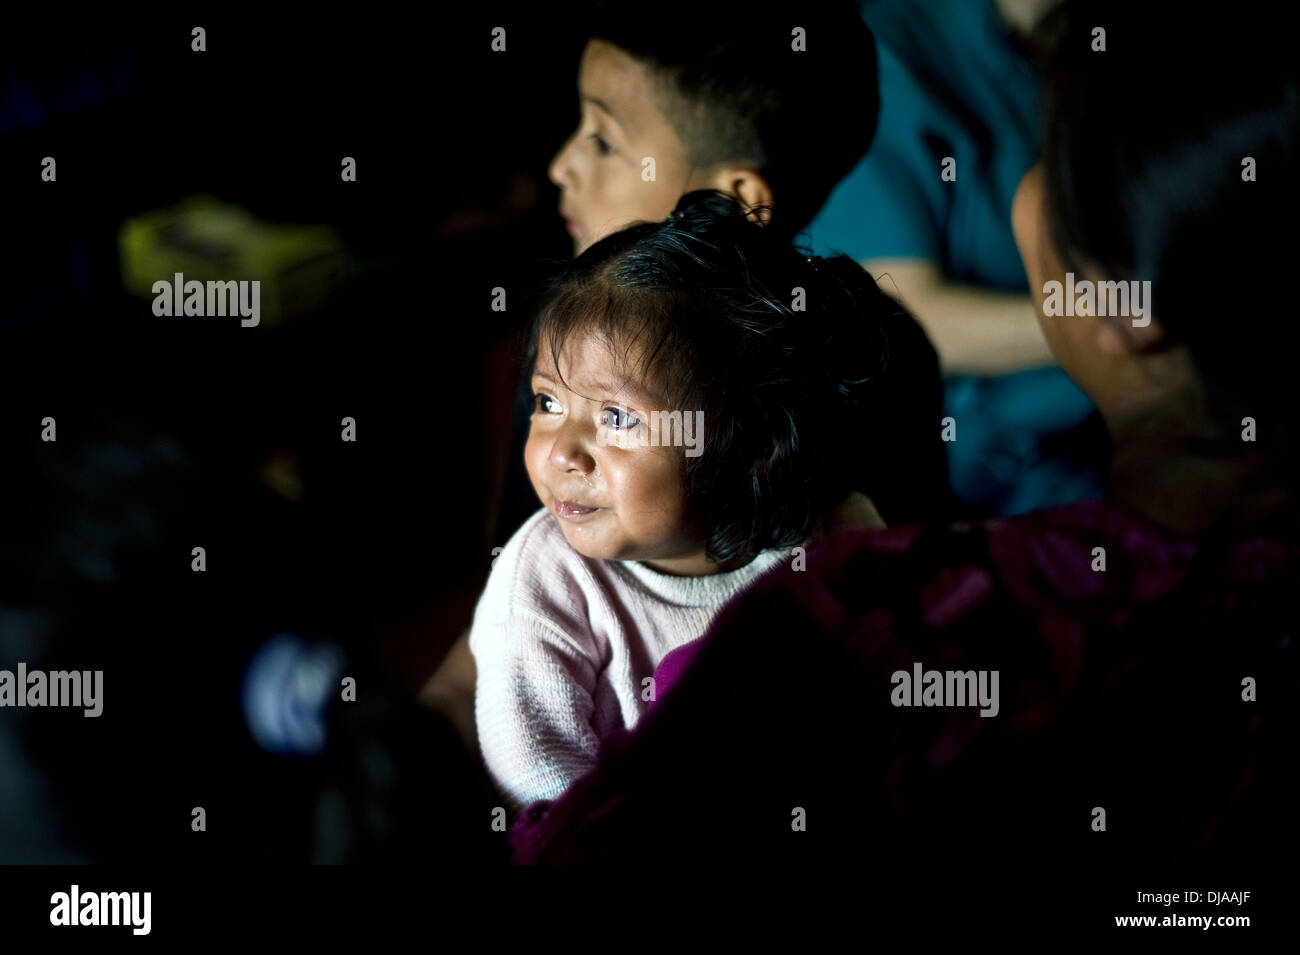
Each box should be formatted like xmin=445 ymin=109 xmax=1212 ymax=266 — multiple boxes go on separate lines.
xmin=469 ymin=507 xmax=791 ymax=813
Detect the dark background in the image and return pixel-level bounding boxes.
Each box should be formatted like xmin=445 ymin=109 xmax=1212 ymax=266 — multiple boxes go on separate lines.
xmin=1 ymin=7 xmax=592 ymax=863
xmin=0 ymin=11 xmax=1290 ymax=939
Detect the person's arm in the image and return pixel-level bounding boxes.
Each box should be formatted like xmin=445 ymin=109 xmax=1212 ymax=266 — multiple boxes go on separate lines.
xmin=469 ymin=615 xmax=603 ymax=814
xmin=864 ymin=259 xmax=1054 ymax=375
xmin=418 ymin=628 xmax=477 ymax=756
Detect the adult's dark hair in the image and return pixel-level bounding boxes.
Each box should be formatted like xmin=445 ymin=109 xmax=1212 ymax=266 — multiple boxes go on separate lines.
xmin=523 ymin=190 xmax=949 ymax=566
xmin=1040 ymin=0 xmax=1300 ymax=460
xmin=587 ymin=0 xmax=878 ymax=240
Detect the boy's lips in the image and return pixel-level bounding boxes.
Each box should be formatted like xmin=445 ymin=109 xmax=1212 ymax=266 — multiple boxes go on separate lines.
xmin=559 ymin=206 xmax=585 ymax=238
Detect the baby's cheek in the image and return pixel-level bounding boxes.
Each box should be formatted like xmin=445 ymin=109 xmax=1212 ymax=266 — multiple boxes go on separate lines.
xmin=523 ymin=437 xmax=551 ymax=502
xmin=624 ymin=450 xmax=690 ymax=537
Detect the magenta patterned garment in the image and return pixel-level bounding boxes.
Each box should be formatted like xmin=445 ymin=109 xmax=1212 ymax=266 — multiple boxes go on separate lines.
xmin=508 ymin=498 xmax=1300 ymax=866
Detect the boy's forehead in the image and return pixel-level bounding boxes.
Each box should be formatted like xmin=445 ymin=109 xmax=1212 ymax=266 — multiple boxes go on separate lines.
xmin=579 ymin=39 xmax=674 ymax=142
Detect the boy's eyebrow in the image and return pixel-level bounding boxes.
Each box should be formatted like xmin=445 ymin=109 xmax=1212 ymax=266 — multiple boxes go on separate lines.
xmin=583 ymin=95 xmax=628 ymax=132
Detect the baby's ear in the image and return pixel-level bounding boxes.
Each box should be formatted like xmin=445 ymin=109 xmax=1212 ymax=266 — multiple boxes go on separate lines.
xmin=705 ymin=167 xmax=774 ymax=227
xmin=754 ymin=430 xmax=788 ymax=481
xmin=764 ymin=434 xmax=781 ymax=467
xmin=753 ymin=413 xmax=780 ymax=466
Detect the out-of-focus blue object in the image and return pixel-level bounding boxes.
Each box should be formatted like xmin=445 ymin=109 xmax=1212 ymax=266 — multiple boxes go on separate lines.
xmin=944 ymin=368 xmax=1103 ymax=517
xmin=1 ymin=54 xmax=139 ymax=136
xmin=806 ymin=0 xmax=1107 ymax=517
xmin=242 ymin=634 xmax=347 ymax=756
xmin=806 ymin=0 xmax=1040 ymax=287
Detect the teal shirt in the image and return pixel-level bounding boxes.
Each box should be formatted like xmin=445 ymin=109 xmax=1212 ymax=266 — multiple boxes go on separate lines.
xmin=808 ymin=0 xmax=1039 ymax=290
xmin=808 ymin=0 xmax=1105 ymax=518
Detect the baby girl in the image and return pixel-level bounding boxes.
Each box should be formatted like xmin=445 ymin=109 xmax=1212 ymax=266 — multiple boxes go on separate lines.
xmin=470 ymin=191 xmax=940 ymax=812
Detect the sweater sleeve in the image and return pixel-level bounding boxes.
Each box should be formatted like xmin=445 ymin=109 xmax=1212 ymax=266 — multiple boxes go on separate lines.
xmin=470 ymin=610 xmax=604 ymax=815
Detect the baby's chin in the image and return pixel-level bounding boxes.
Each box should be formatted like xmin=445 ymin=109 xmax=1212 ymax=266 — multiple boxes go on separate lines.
xmin=558 ymin=524 xmax=616 ymax=560
xmin=555 ymin=517 xmax=646 ymax=563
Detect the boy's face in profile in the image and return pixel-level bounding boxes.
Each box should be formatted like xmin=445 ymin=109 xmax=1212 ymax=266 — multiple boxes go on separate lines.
xmin=549 ymin=39 xmax=703 ymax=255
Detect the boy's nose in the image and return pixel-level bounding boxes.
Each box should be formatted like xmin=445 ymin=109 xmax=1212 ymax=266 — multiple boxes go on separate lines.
xmin=548 ymin=133 xmax=578 ymax=191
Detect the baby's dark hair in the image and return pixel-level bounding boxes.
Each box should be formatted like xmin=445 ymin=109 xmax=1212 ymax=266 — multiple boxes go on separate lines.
xmin=587 ymin=0 xmax=878 ymax=241
xmin=524 ymin=190 xmax=949 ymax=565
xmin=1040 ymin=0 xmax=1300 ymax=459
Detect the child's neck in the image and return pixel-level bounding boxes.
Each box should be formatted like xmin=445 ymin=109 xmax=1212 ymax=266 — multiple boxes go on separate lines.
xmin=642 ymin=550 xmax=754 ymax=577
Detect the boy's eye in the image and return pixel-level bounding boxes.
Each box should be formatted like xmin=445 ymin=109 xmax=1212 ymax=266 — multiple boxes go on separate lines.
xmin=599 ymin=407 xmax=639 ymax=429
xmin=589 ymin=132 xmax=614 ymax=156
xmin=533 ymin=393 xmax=562 ymax=415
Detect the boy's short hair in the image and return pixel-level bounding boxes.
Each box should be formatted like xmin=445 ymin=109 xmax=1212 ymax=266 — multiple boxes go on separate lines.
xmin=588 ymin=0 xmax=879 ymax=239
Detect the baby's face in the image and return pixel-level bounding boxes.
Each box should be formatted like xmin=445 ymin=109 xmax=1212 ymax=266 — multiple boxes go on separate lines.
xmin=525 ymin=330 xmax=713 ymax=575
xmin=548 ymin=39 xmax=702 ymax=256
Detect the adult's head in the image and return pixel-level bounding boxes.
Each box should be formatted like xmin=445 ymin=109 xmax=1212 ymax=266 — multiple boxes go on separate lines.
xmin=1013 ymin=0 xmax=1300 ymax=532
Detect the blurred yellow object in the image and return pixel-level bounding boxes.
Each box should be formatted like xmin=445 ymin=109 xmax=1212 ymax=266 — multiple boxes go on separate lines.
xmin=256 ymin=449 xmax=306 ymax=503
xmin=119 ymin=195 xmax=345 ymax=326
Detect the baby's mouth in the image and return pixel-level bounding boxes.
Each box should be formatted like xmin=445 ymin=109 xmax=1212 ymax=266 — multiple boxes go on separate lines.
xmin=555 ymin=500 xmax=600 ymax=520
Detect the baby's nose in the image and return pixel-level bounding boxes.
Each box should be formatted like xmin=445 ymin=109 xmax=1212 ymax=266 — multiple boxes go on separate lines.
xmin=549 ymin=430 xmax=595 ymax=476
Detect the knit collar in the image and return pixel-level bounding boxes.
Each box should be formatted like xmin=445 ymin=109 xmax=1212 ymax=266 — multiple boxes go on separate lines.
xmin=612 ymin=546 xmax=791 ymax=608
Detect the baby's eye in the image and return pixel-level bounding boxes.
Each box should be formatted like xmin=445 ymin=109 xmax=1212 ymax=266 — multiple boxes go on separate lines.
xmin=599 ymin=407 xmax=639 ymax=430
xmin=589 ymin=132 xmax=614 ymax=156
xmin=533 ymin=393 xmax=562 ymax=415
